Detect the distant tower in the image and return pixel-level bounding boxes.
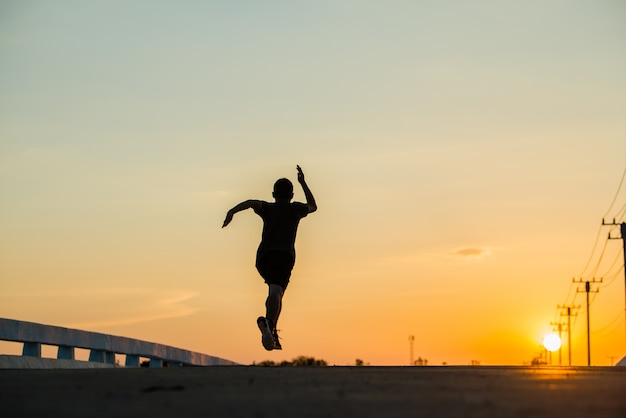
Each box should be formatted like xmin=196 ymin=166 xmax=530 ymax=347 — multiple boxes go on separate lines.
xmin=409 ymin=335 xmax=415 ymax=366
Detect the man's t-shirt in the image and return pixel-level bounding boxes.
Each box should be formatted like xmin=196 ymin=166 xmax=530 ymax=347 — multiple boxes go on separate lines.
xmin=253 ymin=201 xmax=310 ymax=261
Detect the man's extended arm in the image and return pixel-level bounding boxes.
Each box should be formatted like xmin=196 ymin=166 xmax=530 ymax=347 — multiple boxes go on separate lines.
xmin=297 ymin=165 xmax=317 ymax=213
xmin=222 ymin=199 xmax=263 ymax=228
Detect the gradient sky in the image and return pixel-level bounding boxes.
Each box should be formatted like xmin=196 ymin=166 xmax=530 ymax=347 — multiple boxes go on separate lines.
xmin=1 ymin=1 xmax=625 ymax=366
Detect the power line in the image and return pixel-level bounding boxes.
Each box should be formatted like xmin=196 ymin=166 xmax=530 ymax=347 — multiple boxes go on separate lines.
xmin=550 ymin=169 xmax=625 ymax=366
xmin=614 ymin=202 xmax=626 ymax=222
xmin=578 ymin=167 xmax=626 ymax=278
xmin=600 ymin=261 xmax=624 ymax=289
xmin=562 ymin=281 xmax=577 ymax=308
xmin=587 ymin=238 xmax=610 ymax=279
xmin=611 ymin=204 xmax=626 ymax=224
xmin=578 ymin=226 xmax=606 ymax=279
xmin=592 ymin=309 xmax=625 ymax=335
xmin=602 ymin=167 xmax=626 ymax=220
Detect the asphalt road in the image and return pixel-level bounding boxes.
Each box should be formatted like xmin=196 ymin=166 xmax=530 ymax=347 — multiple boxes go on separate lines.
xmin=1 ymin=366 xmax=625 ymax=418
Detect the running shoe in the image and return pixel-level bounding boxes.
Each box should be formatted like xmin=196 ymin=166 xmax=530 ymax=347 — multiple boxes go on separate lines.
xmin=273 ymin=329 xmax=282 ymax=350
xmin=256 ymin=316 xmax=274 ymax=351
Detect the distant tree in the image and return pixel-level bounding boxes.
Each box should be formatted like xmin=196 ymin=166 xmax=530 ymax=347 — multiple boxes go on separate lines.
xmin=254 ymin=360 xmax=278 ymax=367
xmin=530 ymin=356 xmax=545 ymax=366
xmin=291 ymin=356 xmax=327 ymax=366
xmin=355 ymin=359 xmax=364 ymax=366
xmin=414 ymin=357 xmax=429 ymax=366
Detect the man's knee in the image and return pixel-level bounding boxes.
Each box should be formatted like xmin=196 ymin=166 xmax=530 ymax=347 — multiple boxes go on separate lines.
xmin=268 ymin=284 xmax=284 ymax=298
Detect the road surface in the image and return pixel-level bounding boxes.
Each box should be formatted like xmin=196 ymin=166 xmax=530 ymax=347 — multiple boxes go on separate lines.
xmin=1 ymin=366 xmax=624 ymax=417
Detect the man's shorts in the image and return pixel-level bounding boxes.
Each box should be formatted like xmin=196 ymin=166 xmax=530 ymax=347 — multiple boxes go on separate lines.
xmin=256 ymin=251 xmax=295 ymax=290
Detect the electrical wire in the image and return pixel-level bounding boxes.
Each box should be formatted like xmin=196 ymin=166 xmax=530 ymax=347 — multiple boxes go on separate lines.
xmin=613 ymin=202 xmax=626 ymax=223
xmin=557 ymin=282 xmax=577 ymax=319
xmin=593 ymin=315 xmax=625 ymax=338
xmin=592 ymin=309 xmax=625 ymax=335
xmin=603 ymin=167 xmax=626 ymax=220
xmin=598 ymin=317 xmax=625 ymax=337
xmin=571 ymin=314 xmax=579 ymax=332
xmin=599 ymin=257 xmax=624 ymax=289
xmin=551 ymin=168 xmax=625 ymax=349
xmin=578 ymin=225 xmax=605 ymax=279
xmin=570 ymin=288 xmax=581 ymax=306
xmin=587 ymin=238 xmax=610 ymax=279
xmin=562 ymin=281 xmax=575 ymax=305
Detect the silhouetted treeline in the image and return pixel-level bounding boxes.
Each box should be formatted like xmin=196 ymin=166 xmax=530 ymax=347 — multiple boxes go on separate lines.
xmin=253 ymin=355 xmax=328 ymax=366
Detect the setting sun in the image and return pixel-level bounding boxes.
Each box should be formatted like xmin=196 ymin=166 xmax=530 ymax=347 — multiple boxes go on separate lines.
xmin=543 ymin=334 xmax=561 ymax=353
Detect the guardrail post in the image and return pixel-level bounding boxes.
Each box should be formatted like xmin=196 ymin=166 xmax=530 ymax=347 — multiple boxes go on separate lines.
xmin=23 ymin=342 xmax=41 ymax=357
xmin=89 ymin=350 xmax=116 ymax=364
xmin=57 ymin=346 xmax=75 ymax=360
xmin=125 ymin=354 xmax=140 ymax=367
xmin=89 ymin=349 xmax=105 ymax=363
xmin=149 ymin=358 xmax=163 ymax=368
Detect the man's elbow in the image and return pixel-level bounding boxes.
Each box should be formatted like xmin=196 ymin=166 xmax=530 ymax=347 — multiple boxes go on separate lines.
xmin=308 ymin=204 xmax=317 ymax=213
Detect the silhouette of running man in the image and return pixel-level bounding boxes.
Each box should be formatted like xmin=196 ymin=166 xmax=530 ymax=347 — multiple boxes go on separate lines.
xmin=222 ymin=165 xmax=317 ymax=350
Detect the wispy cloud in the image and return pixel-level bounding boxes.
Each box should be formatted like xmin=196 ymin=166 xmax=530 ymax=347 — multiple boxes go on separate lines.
xmin=450 ymin=247 xmax=492 ymax=260
xmin=70 ymin=288 xmax=201 ymax=329
xmin=377 ymin=246 xmax=495 ymax=265
xmin=0 ymin=288 xmax=201 ymax=330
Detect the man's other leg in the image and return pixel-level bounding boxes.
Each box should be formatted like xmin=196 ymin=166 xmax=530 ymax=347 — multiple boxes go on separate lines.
xmin=265 ymin=284 xmax=284 ymax=328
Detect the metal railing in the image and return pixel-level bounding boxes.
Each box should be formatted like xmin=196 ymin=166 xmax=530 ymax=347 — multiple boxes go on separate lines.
xmin=0 ymin=318 xmax=238 ymax=367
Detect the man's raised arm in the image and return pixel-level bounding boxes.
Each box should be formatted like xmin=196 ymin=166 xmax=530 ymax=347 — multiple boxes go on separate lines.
xmin=297 ymin=165 xmax=317 ymax=213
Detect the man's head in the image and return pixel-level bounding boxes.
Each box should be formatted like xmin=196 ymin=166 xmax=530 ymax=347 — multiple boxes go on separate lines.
xmin=273 ymin=178 xmax=293 ymax=201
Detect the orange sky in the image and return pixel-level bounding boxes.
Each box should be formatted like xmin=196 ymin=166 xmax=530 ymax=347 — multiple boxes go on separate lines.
xmin=1 ymin=1 xmax=626 ymax=366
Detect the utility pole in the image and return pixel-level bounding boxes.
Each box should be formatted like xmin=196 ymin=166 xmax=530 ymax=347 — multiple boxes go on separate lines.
xmin=550 ymin=319 xmax=567 ymax=366
xmin=603 ymin=219 xmax=626 ymax=349
xmin=574 ymin=278 xmax=602 ymax=366
xmin=408 ymin=335 xmax=415 ymax=366
xmin=558 ymin=305 xmax=579 ymax=366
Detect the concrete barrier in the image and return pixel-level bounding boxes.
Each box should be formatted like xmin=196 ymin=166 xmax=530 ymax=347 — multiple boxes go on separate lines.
xmin=0 ymin=318 xmax=238 ymax=368
xmin=0 ymin=355 xmax=115 ymax=369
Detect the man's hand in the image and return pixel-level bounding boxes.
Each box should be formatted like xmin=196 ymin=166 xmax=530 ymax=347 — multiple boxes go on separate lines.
xmin=297 ymin=165 xmax=305 ymax=184
xmin=222 ymin=210 xmax=234 ymax=228
xmin=296 ymin=165 xmax=317 ymax=213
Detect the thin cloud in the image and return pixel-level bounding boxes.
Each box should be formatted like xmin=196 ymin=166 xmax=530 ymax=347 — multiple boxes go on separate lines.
xmin=0 ymin=288 xmax=200 ymax=330
xmin=451 ymin=247 xmax=492 ymax=259
xmin=379 ymin=246 xmax=495 ymax=265
xmin=67 ymin=289 xmax=201 ymax=329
